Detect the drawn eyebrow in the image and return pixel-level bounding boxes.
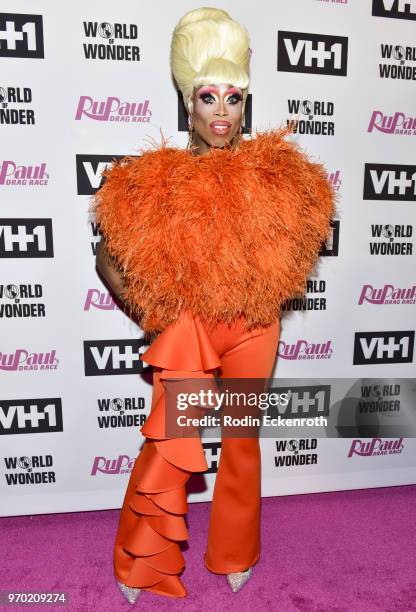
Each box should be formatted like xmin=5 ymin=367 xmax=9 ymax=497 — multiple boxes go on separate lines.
xmin=198 ymin=86 xmax=219 ymax=94
xmin=225 ymin=87 xmax=242 ymax=96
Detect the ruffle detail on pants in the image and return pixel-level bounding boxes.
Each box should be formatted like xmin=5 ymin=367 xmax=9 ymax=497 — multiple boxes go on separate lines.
xmin=115 ymin=311 xmax=222 ymax=597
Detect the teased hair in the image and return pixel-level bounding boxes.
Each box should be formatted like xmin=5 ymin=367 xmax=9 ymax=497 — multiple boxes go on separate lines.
xmin=170 ymin=7 xmax=250 ymax=113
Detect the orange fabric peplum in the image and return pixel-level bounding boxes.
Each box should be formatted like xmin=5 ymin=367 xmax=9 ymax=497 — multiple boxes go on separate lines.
xmin=113 ymin=310 xmax=222 ymax=597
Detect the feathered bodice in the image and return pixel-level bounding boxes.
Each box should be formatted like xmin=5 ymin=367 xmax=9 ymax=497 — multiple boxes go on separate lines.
xmin=90 ymin=127 xmax=336 ymax=334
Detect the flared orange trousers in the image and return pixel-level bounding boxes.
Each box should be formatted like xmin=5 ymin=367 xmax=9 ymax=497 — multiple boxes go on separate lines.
xmin=113 ymin=310 xmax=280 ymax=597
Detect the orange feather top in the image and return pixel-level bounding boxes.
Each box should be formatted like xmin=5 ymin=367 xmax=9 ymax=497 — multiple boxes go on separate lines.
xmin=90 ymin=127 xmax=336 ymax=334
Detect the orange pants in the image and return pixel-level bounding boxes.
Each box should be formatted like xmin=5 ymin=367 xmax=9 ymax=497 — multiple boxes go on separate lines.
xmin=113 ymin=311 xmax=280 ymax=597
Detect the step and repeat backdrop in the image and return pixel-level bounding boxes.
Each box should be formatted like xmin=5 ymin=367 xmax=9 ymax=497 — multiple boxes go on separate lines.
xmin=1 ymin=0 xmax=416 ymax=516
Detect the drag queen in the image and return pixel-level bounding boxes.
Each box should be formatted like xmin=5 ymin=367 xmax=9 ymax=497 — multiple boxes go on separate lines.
xmin=92 ymin=7 xmax=335 ymax=604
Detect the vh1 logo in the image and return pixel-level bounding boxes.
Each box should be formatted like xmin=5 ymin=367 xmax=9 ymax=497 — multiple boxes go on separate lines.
xmin=372 ymin=0 xmax=416 ymax=20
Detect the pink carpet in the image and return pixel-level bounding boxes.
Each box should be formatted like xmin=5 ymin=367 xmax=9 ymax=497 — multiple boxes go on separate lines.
xmin=1 ymin=485 xmax=416 ymax=611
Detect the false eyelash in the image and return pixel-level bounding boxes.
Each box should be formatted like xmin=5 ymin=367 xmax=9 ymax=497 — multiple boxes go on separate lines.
xmin=199 ymin=93 xmax=215 ymax=103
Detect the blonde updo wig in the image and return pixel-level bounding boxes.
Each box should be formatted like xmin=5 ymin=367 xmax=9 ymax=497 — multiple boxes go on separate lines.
xmin=170 ymin=7 xmax=250 ymax=114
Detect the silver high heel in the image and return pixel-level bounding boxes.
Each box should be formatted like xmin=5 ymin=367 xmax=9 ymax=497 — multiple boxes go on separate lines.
xmin=116 ymin=580 xmax=142 ymax=604
xmin=226 ymin=567 xmax=252 ymax=592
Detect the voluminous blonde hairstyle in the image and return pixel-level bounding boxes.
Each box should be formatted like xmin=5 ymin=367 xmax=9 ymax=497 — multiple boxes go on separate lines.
xmin=170 ymin=7 xmax=250 ymax=114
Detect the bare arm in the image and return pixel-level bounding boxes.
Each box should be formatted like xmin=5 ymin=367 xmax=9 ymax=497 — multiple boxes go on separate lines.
xmin=95 ymin=236 xmax=127 ymax=301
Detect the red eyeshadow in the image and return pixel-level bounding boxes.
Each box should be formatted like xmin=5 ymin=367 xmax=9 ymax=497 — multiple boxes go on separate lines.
xmin=226 ymin=87 xmax=242 ymax=96
xmin=198 ymin=86 xmax=219 ymax=95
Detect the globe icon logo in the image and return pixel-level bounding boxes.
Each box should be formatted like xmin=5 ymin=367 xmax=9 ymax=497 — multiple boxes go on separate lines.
xmin=5 ymin=284 xmax=19 ymax=300
xmin=19 ymin=456 xmax=32 ymax=472
xmin=382 ymin=225 xmax=394 ymax=241
xmin=111 ymin=398 xmax=125 ymax=413
xmin=371 ymin=385 xmax=382 ymax=399
xmin=393 ymin=45 xmax=405 ymax=63
xmin=301 ymin=100 xmax=313 ymax=119
xmin=0 ymin=87 xmax=7 ymax=104
xmin=288 ymin=440 xmax=299 ymax=454
xmin=99 ymin=22 xmax=114 ymax=39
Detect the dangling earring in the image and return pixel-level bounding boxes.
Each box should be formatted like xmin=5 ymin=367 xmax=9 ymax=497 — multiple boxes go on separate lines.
xmin=187 ymin=115 xmax=194 ymax=152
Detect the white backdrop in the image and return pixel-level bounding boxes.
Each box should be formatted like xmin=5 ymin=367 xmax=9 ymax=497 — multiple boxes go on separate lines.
xmin=1 ymin=0 xmax=416 ymax=517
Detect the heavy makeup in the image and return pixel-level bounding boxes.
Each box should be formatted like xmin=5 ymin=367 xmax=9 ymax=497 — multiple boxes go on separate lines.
xmin=189 ymin=83 xmax=243 ymax=156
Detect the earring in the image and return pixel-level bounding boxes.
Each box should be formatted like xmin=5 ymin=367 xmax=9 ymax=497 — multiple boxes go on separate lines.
xmin=187 ymin=115 xmax=194 ymax=151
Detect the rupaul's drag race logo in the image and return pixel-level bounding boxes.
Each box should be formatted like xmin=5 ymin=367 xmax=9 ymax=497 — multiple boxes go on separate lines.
xmin=95 ymin=396 xmax=147 ymax=430
xmin=84 ymin=289 xmax=119 ymax=311
xmin=0 ymin=283 xmax=46 ymax=319
xmin=327 ymin=169 xmax=342 ymax=192
xmin=75 ymin=95 xmax=152 ymax=122
xmin=91 ymin=449 xmax=220 ymax=476
xmin=358 ymin=283 xmax=416 ymax=305
xmin=347 ymin=437 xmax=404 ymax=457
xmin=0 ymin=86 xmax=35 ymax=125
xmin=369 ymin=224 xmax=413 ymax=255
xmin=317 ymin=0 xmax=348 ymax=4
xmin=363 ymin=163 xmax=416 ymax=200
xmin=367 ymin=110 xmax=416 ymax=135
xmin=379 ymin=43 xmax=416 ymax=80
xmin=277 ymin=339 xmax=333 ymax=360
xmin=82 ymin=20 xmax=140 ymax=61
xmin=274 ymin=439 xmax=319 ymax=468
xmin=286 ymin=99 xmax=335 ymax=136
xmin=4 ymin=455 xmax=56 ymax=486
xmin=0 ymin=398 xmax=63 ymax=435
xmin=0 ymin=160 xmax=49 ymax=186
xmin=0 ymin=349 xmax=59 ymax=372
xmin=91 ymin=455 xmax=135 ymax=476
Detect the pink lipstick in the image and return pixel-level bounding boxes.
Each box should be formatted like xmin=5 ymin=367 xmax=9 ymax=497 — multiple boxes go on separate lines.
xmin=209 ymin=120 xmax=231 ymax=135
